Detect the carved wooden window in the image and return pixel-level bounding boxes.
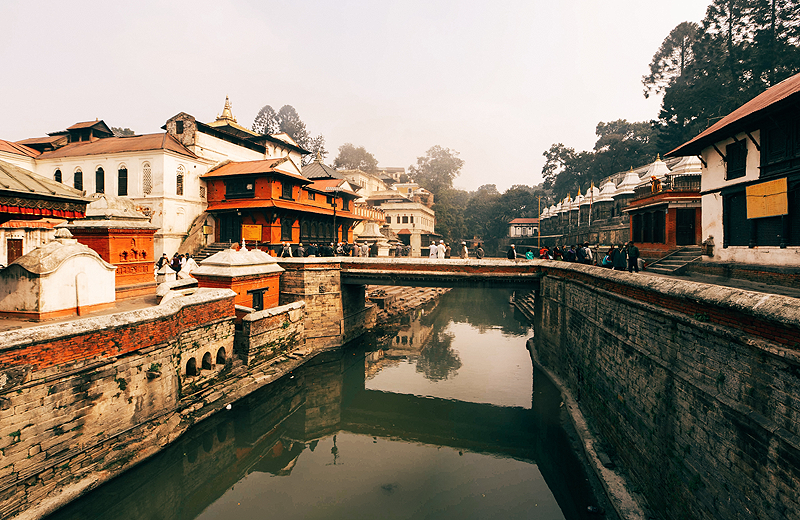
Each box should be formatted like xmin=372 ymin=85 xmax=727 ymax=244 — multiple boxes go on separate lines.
xmin=95 ymin=167 xmax=105 ymax=193
xmin=282 ymin=181 xmax=293 ymax=200
xmin=177 ymin=165 xmax=185 ymax=196
xmin=225 ymin=177 xmax=255 ymax=198
xmin=142 ymin=162 xmax=152 ymax=195
xmin=118 ymin=166 xmax=128 ymax=196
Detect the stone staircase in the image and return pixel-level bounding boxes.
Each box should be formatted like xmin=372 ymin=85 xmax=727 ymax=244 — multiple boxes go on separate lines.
xmin=511 ymin=290 xmax=536 ymax=322
xmin=645 ymin=246 xmax=702 ymax=275
xmin=195 ymin=242 xmax=234 ymax=262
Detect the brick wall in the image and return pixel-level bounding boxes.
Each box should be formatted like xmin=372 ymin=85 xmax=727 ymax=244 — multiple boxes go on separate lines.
xmin=0 ymin=289 xmax=241 ymax=519
xmin=0 ymin=291 xmax=235 ymax=373
xmin=534 ymin=269 xmax=800 ymax=520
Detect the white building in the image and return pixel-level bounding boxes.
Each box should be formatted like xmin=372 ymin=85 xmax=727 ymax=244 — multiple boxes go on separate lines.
xmin=508 ymin=218 xmax=539 ymax=237
xmin=667 ymin=73 xmax=800 ymax=265
xmin=2 ymin=97 xmax=307 ymax=257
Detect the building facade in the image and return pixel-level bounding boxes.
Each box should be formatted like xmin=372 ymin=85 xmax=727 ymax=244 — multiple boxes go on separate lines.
xmin=668 ymin=73 xmax=800 ymax=266
xmin=2 ymin=98 xmax=309 ymax=257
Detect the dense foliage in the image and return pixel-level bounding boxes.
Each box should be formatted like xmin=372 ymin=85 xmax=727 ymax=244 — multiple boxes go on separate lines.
xmin=333 ymin=143 xmax=379 ymax=172
xmin=408 ymin=146 xmax=549 ymax=252
xmin=541 ymin=0 xmax=800 ymax=202
xmin=252 ymin=104 xmax=327 ymax=165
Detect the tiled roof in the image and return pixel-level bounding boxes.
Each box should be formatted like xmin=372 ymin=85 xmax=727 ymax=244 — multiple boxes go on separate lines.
xmin=16 ymin=135 xmax=65 ymax=146
xmin=202 ymin=158 xmax=308 ymax=182
xmin=668 ymin=72 xmax=800 ymax=156
xmin=67 ymin=121 xmax=102 ymax=130
xmin=35 ymin=133 xmax=197 ymax=160
xmin=0 ymin=159 xmax=89 ymax=202
xmin=0 ymin=139 xmax=39 ymax=158
xmin=206 ymin=198 xmax=361 ymax=220
xmin=509 ymin=218 xmax=539 ymax=224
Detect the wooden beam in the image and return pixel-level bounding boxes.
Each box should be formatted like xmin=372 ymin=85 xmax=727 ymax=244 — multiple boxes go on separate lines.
xmin=745 ymin=131 xmax=761 ymax=152
xmin=697 ymin=155 xmax=707 ymax=168
xmin=712 ymin=143 xmax=727 ymax=162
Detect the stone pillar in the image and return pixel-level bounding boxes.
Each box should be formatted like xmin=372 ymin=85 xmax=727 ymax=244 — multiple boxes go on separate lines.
xmin=279 ymin=261 xmax=345 ymax=349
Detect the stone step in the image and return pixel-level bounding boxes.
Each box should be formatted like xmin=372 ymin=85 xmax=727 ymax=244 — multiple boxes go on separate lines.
xmin=645 ymin=265 xmax=674 ymax=274
xmin=195 ymin=242 xmax=234 ymax=262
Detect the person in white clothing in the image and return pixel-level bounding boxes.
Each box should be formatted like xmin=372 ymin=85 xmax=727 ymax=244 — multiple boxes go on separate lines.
xmin=429 ymin=242 xmax=438 ymax=259
xmin=437 ymin=240 xmax=445 ymax=259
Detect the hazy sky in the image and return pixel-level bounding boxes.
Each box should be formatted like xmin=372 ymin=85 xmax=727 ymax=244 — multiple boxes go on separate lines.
xmin=0 ymin=0 xmax=708 ymax=192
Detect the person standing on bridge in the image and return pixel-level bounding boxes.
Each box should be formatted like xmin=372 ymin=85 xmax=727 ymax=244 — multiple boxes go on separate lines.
xmin=429 ymin=241 xmax=438 ymax=259
xmin=613 ymin=244 xmax=628 ymax=271
xmin=437 ymin=240 xmax=446 ymax=259
xmin=627 ymin=241 xmax=640 ymax=273
xmin=507 ymin=244 xmax=517 ymax=260
xmin=459 ymin=242 xmax=468 ymax=259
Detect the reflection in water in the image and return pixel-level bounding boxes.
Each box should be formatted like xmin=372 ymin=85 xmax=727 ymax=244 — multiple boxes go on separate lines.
xmin=46 ymin=288 xmax=609 ymax=520
xmin=415 ymin=329 xmax=460 ymax=381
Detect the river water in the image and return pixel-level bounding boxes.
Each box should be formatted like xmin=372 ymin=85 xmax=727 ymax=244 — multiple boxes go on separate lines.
xmin=45 ymin=288 xmax=608 ymax=520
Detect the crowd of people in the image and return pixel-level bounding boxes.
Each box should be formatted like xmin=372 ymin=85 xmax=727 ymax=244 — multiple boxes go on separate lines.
xmin=532 ymin=241 xmax=641 ymax=272
xmin=278 ymin=241 xmax=384 ymax=257
xmin=427 ymin=240 xmax=485 ymax=260
xmin=156 ymin=252 xmax=199 ymax=273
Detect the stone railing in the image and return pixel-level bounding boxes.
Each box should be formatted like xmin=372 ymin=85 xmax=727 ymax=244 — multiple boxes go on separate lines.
xmin=633 ymin=173 xmax=701 ymax=201
xmin=353 ymin=204 xmax=386 ymax=222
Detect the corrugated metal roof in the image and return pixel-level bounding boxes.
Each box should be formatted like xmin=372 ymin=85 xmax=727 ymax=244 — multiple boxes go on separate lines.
xmin=0 ymin=139 xmax=39 ymax=158
xmin=0 ymin=159 xmax=89 ymax=202
xmin=17 ymin=135 xmax=66 ymax=146
xmin=667 ymin=72 xmax=800 ymax=157
xmin=35 ymin=133 xmax=198 ymax=160
xmin=302 ymin=160 xmax=343 ymax=179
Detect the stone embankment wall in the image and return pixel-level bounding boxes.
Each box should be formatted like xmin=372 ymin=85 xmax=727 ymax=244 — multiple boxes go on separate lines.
xmin=533 ymin=264 xmax=800 ymax=520
xmin=0 ymin=289 xmax=314 ymax=520
xmin=278 ymin=260 xmax=376 ymax=349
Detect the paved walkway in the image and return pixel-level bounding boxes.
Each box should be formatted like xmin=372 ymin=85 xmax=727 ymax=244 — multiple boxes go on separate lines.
xmin=643 ymin=269 xmax=800 ymax=299
xmin=0 ymin=295 xmax=157 ymax=333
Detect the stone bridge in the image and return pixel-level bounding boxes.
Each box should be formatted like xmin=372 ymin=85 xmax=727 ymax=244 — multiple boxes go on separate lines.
xmin=275 ymin=258 xmax=544 ymax=349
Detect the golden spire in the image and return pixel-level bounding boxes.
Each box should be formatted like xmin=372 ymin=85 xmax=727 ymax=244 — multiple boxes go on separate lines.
xmin=577 ymin=187 xmax=582 ymax=197
xmin=217 ymin=96 xmax=237 ymax=123
xmin=316 ymin=150 xmax=323 ymax=163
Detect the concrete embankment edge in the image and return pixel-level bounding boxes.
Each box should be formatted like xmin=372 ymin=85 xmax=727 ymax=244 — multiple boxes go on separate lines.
xmin=527 ymin=337 xmax=647 ymax=520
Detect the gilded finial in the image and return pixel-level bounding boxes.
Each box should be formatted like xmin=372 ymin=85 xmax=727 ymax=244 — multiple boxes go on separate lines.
xmin=656 ymin=153 xmax=661 ymax=161
xmin=217 ymin=96 xmax=236 ymax=123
